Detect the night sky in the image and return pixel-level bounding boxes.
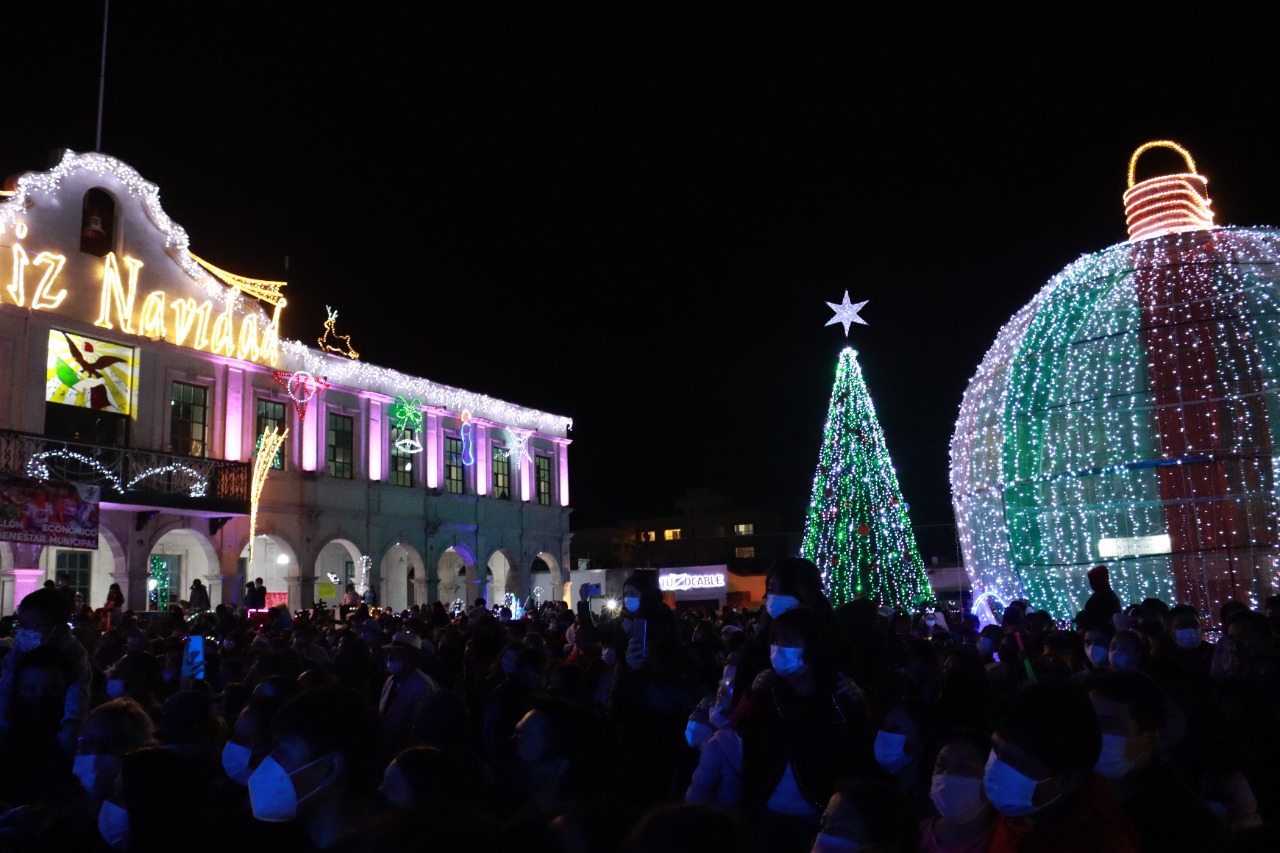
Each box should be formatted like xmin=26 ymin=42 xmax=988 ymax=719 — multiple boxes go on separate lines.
xmin=7 ymin=3 xmax=1280 ymax=539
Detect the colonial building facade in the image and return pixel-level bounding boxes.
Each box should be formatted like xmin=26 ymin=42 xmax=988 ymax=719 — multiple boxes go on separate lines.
xmin=0 ymin=151 xmax=573 ymax=615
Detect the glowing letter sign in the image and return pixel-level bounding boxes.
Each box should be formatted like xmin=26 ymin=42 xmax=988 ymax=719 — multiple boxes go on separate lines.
xmin=658 ymin=572 xmax=727 ymax=592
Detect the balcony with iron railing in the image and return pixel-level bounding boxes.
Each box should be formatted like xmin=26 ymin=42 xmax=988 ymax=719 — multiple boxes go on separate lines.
xmin=0 ymin=429 xmax=250 ymax=516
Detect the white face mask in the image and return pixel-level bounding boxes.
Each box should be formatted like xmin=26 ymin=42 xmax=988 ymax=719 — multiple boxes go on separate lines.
xmin=222 ymin=740 xmax=255 ymax=785
xmin=1086 ymin=644 xmax=1110 ymax=667
xmin=1175 ymin=628 xmax=1201 ymax=650
xmin=770 ymin=644 xmax=806 ymax=677
xmin=930 ymin=773 xmax=988 ymax=824
xmin=623 ymin=597 xmax=641 ymax=613
xmin=97 ymin=799 xmax=130 ymax=850
xmin=873 ymin=730 xmax=912 ymax=773
xmin=106 ymin=679 xmax=127 ymax=699
xmin=74 ymin=753 xmax=121 ymax=799
xmin=766 ymin=594 xmax=800 ymax=619
xmin=983 ymin=752 xmax=1044 ymax=816
xmin=1094 ymin=732 xmax=1138 ymax=779
xmin=248 ymin=753 xmax=331 ymax=822
xmin=811 ymin=832 xmax=860 ymax=852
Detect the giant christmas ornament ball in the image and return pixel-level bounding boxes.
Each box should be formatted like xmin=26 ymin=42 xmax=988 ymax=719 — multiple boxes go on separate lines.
xmin=951 ymin=142 xmax=1280 ymax=625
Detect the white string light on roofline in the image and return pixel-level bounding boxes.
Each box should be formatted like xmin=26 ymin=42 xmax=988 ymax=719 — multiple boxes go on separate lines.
xmin=0 ymin=151 xmax=272 ymax=320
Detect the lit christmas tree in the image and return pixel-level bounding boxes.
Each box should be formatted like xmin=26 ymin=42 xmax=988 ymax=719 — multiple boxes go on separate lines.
xmin=803 ymin=293 xmax=935 ymax=608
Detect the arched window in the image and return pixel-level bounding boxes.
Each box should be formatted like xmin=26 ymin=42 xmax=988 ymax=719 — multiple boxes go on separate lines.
xmin=80 ymin=188 xmax=116 ymax=256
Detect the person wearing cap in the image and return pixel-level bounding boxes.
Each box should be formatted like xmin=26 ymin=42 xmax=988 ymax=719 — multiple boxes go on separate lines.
xmin=1079 ymin=565 xmax=1122 ymax=633
xmin=378 ymin=631 xmax=439 ymax=761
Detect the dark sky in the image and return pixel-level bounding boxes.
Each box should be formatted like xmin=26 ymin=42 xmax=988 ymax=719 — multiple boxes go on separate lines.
xmin=7 ymin=2 xmax=1280 ymax=535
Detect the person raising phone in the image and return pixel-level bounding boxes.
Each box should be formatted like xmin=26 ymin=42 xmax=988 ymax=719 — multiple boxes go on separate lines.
xmin=607 ymin=571 xmax=697 ymax=808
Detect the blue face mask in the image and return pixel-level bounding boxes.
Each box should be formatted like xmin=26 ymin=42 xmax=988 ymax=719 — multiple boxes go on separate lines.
xmin=983 ymin=752 xmax=1043 ymax=817
xmin=222 ymin=740 xmax=255 ymax=785
xmin=873 ymin=730 xmax=912 ymax=773
xmin=766 ymin=594 xmax=800 ymax=619
xmin=1094 ymin=732 xmax=1137 ymax=780
xmin=97 ymin=799 xmax=129 ymax=850
xmin=14 ymin=628 xmax=43 ymax=654
xmin=770 ymin=644 xmax=806 ymax=677
xmin=106 ymin=679 xmax=127 ymax=699
xmin=623 ymin=597 xmax=641 ymax=613
xmin=248 ymin=753 xmax=331 ymax=822
xmin=976 ymin=637 xmax=996 ymax=656
xmin=685 ymin=720 xmax=713 ymax=748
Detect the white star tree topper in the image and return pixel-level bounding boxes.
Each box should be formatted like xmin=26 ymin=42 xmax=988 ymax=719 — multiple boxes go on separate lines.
xmin=825 ymin=291 xmax=869 ymax=336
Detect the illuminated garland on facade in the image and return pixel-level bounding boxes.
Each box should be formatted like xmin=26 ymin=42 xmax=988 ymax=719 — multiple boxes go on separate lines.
xmin=249 ymin=427 xmax=288 ymax=560
xmin=390 ymin=396 xmax=423 ymax=454
xmin=802 ymin=347 xmax=934 ymax=608
xmin=272 ymin=370 xmax=331 ymax=421
xmin=278 ymin=340 xmax=572 ymax=437
xmin=318 ymin=305 xmax=359 ymax=359
xmin=26 ymin=450 xmax=208 ymax=497
xmin=460 ymin=410 xmax=476 ymax=466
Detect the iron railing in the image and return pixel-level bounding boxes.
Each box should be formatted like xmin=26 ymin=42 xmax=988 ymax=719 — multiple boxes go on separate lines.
xmin=0 ymin=428 xmax=250 ymax=513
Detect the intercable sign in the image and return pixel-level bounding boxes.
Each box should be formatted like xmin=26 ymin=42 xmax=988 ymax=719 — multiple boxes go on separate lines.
xmin=659 ymin=572 xmax=726 ymax=592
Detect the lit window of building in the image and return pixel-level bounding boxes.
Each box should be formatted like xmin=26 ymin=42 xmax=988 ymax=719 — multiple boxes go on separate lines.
xmin=445 ymin=435 xmax=464 ymax=494
xmin=327 ymin=412 xmax=354 ymax=479
xmin=170 ymin=382 xmax=207 ymax=457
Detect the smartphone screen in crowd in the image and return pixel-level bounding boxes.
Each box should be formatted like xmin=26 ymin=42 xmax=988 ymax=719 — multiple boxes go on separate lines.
xmin=632 ymin=616 xmax=648 ymax=654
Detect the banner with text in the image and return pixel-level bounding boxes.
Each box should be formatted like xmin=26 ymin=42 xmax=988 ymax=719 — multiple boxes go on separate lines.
xmin=0 ymin=474 xmax=100 ymax=548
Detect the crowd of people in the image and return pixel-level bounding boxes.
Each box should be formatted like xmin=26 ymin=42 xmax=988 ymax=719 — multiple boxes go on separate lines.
xmin=0 ymin=558 xmax=1278 ymax=852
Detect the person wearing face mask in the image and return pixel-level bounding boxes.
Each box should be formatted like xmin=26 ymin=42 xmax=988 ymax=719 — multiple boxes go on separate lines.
xmin=732 ymin=558 xmax=850 ymax=714
xmin=102 ymin=650 xmax=164 ymax=726
xmin=1148 ymin=604 xmax=1213 ymax=693
xmin=974 ymin=625 xmax=1001 ymax=664
xmin=984 ymin=679 xmax=1139 ymax=853
xmin=222 ymin=695 xmax=283 ymax=789
xmin=0 ymin=698 xmax=158 ymax=851
xmin=606 ymin=570 xmax=696 ymax=808
xmin=1075 ymin=625 xmax=1114 ymax=679
xmin=873 ymin=699 xmax=940 ymax=813
xmin=685 ymin=673 xmax=744 ymax=808
xmin=0 ymin=587 xmax=93 ymax=754
xmin=104 ymin=744 xmax=221 ymax=853
xmin=1087 ymin=669 xmax=1224 ymax=852
xmin=1107 ymin=629 xmax=1146 ymax=674
xmin=248 ymin=685 xmax=383 ymax=850
xmin=378 ymin=631 xmax=439 ymax=763
xmin=738 ymin=608 xmax=875 ymax=853
xmin=918 ymin=730 xmax=995 ymax=853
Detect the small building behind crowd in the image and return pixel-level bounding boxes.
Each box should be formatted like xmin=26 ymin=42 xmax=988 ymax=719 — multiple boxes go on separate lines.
xmin=0 ymin=151 xmax=574 ymax=617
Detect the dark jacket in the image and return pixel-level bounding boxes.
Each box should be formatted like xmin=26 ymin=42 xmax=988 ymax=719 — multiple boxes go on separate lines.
xmin=737 ymin=674 xmax=875 ymax=815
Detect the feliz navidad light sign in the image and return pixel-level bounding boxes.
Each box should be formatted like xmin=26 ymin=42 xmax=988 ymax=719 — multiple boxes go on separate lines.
xmin=0 ymin=152 xmax=286 ymax=369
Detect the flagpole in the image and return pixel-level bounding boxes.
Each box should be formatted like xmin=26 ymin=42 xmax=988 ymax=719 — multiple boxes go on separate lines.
xmin=95 ymin=0 xmax=109 ymax=151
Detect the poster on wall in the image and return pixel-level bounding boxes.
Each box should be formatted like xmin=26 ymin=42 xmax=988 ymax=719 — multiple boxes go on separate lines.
xmin=45 ymin=329 xmax=136 ymax=415
xmin=0 ymin=473 xmax=100 ymax=548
